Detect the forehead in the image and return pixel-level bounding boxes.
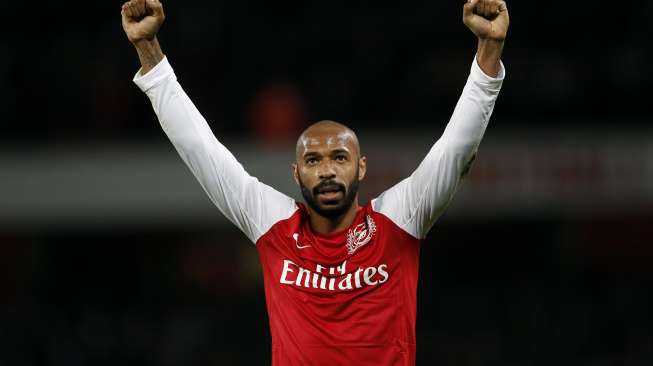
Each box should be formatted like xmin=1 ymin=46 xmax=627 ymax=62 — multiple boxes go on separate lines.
xmin=297 ymin=128 xmax=358 ymax=157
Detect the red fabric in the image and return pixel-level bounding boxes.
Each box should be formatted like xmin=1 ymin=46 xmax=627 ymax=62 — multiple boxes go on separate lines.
xmin=256 ymin=202 xmax=421 ymax=366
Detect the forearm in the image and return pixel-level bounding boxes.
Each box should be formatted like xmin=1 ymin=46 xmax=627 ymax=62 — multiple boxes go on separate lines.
xmin=440 ymin=55 xmax=504 ymax=156
xmin=133 ymin=37 xmax=164 ymax=75
xmin=476 ymin=39 xmax=504 ymax=77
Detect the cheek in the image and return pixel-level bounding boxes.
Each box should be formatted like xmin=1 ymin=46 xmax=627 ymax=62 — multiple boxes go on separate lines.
xmin=298 ymin=169 xmax=317 ymax=185
xmin=338 ymin=164 xmax=358 ymax=182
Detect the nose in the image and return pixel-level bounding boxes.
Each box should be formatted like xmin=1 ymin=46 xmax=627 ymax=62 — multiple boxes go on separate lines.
xmin=317 ymin=161 xmax=336 ymax=180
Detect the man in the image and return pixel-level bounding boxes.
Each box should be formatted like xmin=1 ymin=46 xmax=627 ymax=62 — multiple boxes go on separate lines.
xmin=121 ymin=0 xmax=508 ymax=364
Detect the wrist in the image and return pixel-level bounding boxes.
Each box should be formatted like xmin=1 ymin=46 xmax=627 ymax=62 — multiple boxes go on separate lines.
xmin=133 ymin=37 xmax=164 ymax=75
xmin=132 ymin=37 xmax=159 ymax=51
xmin=477 ymin=37 xmax=504 ymax=49
xmin=476 ymin=39 xmax=504 ymax=77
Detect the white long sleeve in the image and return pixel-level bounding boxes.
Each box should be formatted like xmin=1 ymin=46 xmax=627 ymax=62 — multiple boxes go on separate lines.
xmin=372 ymin=56 xmax=505 ymax=239
xmin=133 ymin=57 xmax=298 ymax=244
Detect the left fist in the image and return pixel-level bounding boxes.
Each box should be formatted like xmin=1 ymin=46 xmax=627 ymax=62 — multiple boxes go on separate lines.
xmin=463 ymin=0 xmax=509 ymax=42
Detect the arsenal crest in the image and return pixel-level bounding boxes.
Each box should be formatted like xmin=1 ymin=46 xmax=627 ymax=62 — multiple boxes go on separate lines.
xmin=346 ymin=215 xmax=377 ymax=255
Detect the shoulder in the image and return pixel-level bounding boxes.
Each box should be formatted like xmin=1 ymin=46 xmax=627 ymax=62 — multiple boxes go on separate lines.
xmin=254 ymin=201 xmax=305 ymax=245
xmin=370 ymin=193 xmax=423 ymax=240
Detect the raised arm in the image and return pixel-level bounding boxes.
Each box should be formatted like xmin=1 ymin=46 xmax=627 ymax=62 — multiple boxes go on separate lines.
xmin=121 ymin=0 xmax=297 ymax=243
xmin=121 ymin=0 xmax=165 ymax=73
xmin=372 ymin=0 xmax=509 ymax=239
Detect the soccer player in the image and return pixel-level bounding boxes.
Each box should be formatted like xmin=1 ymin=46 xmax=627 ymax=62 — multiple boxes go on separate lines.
xmin=121 ymin=0 xmax=508 ymax=364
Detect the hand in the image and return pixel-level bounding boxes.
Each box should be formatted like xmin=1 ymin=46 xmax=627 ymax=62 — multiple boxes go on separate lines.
xmin=121 ymin=0 xmax=165 ymax=44
xmin=463 ymin=0 xmax=509 ymax=42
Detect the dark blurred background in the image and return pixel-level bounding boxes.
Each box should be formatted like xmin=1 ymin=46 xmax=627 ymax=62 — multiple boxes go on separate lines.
xmin=2 ymin=0 xmax=653 ymax=365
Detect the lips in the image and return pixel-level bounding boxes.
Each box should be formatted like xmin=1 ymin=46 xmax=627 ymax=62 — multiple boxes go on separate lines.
xmin=317 ymin=190 xmax=343 ymax=201
xmin=315 ymin=183 xmax=344 ymax=202
xmin=317 ymin=185 xmax=342 ymax=194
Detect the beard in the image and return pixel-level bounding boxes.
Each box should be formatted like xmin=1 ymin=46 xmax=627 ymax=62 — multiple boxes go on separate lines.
xmin=298 ymin=167 xmax=360 ymax=219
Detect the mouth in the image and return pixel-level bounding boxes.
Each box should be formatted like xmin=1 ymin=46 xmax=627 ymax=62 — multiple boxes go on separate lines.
xmin=317 ymin=190 xmax=343 ymax=201
xmin=315 ymin=185 xmax=344 ymax=202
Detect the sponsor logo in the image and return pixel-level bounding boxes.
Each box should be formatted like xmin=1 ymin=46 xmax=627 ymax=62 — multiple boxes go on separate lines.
xmin=346 ymin=215 xmax=376 ymax=255
xmin=292 ymin=233 xmax=312 ymax=249
xmin=279 ymin=259 xmax=389 ymax=291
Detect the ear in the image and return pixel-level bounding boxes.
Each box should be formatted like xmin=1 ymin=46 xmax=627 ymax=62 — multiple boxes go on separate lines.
xmin=358 ymin=156 xmax=367 ymax=181
xmin=292 ymin=163 xmax=300 ymax=185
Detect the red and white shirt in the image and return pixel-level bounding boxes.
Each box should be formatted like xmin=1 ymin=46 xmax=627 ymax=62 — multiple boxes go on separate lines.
xmin=134 ymin=56 xmax=504 ymax=366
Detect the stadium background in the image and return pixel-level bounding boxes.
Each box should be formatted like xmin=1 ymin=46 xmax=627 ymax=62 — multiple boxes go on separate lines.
xmin=2 ymin=0 xmax=652 ymax=365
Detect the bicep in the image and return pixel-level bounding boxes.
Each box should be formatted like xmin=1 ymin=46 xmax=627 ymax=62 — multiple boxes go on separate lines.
xmin=373 ymin=140 xmax=468 ymax=239
xmin=175 ymin=134 xmax=297 ymax=243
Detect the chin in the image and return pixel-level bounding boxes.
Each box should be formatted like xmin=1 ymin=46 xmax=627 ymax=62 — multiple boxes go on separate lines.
xmin=316 ymin=202 xmax=351 ymax=218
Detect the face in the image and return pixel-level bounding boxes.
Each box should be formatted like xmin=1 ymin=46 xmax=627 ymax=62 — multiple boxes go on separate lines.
xmin=293 ymin=126 xmax=366 ymax=218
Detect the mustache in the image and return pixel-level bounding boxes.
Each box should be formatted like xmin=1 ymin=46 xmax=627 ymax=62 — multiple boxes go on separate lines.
xmin=313 ymin=180 xmax=346 ymax=195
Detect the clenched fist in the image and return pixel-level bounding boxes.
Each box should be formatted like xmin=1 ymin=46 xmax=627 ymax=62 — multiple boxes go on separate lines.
xmin=463 ymin=0 xmax=509 ymax=42
xmin=121 ymin=0 xmax=165 ymax=43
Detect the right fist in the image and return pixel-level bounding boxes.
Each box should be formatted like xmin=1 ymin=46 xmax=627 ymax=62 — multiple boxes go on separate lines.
xmin=121 ymin=0 xmax=165 ymax=43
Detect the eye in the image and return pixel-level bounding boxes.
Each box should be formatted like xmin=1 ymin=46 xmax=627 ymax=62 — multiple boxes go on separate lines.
xmin=306 ymin=158 xmax=319 ymax=165
xmin=335 ymin=155 xmax=347 ymax=162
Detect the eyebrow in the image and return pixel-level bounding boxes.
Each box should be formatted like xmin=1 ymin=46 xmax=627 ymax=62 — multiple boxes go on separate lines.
xmin=330 ymin=149 xmax=351 ymax=156
xmin=303 ymin=149 xmax=351 ymax=159
xmin=303 ymin=151 xmax=321 ymax=159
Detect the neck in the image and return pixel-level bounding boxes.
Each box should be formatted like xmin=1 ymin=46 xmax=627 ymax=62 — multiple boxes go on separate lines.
xmin=307 ymin=199 xmax=360 ymax=235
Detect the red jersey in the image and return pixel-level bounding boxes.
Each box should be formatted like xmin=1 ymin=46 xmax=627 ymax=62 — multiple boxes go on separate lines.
xmin=257 ymin=202 xmax=421 ymax=365
xmin=134 ymin=55 xmax=504 ymax=365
